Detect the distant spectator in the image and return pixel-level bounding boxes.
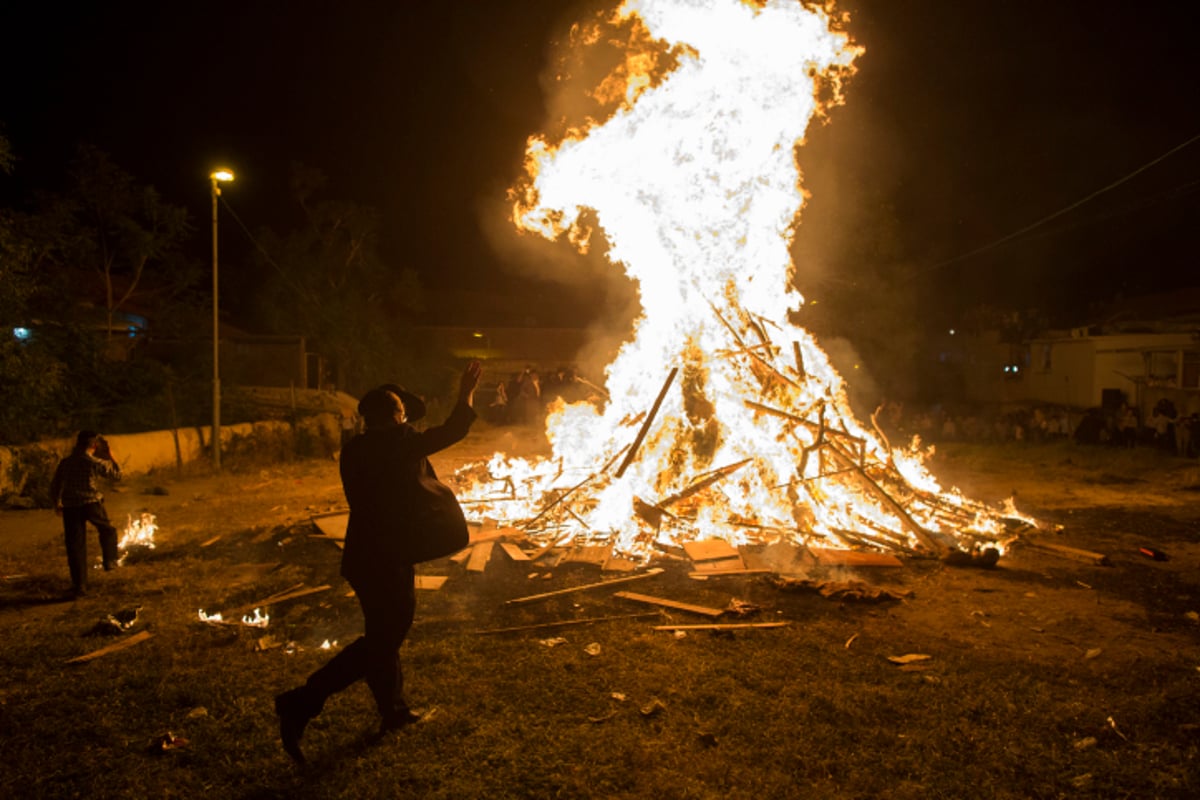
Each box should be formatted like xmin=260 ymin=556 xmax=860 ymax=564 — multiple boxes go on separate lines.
xmin=49 ymin=431 xmax=122 ymax=597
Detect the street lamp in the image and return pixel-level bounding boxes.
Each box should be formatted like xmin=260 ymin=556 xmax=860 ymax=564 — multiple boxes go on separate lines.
xmin=209 ymin=168 xmax=234 ymax=471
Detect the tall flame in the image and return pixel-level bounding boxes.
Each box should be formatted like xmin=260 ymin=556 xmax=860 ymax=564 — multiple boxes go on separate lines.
xmin=457 ymin=0 xmax=1018 ymax=559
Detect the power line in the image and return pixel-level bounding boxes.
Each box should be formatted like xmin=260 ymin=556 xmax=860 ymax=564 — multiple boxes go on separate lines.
xmin=919 ymin=130 xmax=1200 ymax=274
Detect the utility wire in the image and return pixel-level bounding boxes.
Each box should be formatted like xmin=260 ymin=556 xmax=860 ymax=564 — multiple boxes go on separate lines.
xmin=919 ymin=130 xmax=1200 ymax=274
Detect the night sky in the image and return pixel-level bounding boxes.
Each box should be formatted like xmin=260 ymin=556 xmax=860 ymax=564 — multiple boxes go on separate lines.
xmin=3 ymin=0 xmax=1197 ymax=327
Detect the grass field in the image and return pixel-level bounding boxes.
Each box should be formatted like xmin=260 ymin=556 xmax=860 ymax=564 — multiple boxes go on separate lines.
xmin=1 ymin=435 xmax=1198 ymax=799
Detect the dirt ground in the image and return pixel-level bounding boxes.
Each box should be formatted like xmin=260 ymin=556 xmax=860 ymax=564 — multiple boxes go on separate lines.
xmin=5 ymin=427 xmax=1197 ymax=678
xmin=2 ymin=424 xmax=1200 ymax=796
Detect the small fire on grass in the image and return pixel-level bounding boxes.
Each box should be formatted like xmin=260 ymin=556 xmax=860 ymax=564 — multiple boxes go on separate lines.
xmin=196 ymin=608 xmax=271 ymax=628
xmin=117 ymin=512 xmax=157 ymax=565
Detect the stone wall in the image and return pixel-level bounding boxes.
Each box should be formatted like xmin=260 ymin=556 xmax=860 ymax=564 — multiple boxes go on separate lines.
xmin=0 ymin=414 xmax=339 ymax=506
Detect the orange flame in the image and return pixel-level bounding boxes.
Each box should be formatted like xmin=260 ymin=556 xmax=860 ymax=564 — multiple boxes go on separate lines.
xmin=456 ymin=0 xmax=1022 ymax=560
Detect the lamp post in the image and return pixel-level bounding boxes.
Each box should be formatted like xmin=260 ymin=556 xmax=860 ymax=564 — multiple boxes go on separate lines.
xmin=209 ymin=168 xmax=234 ymax=471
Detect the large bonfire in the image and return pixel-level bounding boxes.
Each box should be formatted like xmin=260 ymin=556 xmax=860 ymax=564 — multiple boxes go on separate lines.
xmin=454 ymin=0 xmax=1027 ymax=563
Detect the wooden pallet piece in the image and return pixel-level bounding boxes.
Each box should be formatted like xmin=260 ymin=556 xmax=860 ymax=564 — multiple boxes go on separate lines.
xmin=613 ymin=590 xmax=726 ymax=618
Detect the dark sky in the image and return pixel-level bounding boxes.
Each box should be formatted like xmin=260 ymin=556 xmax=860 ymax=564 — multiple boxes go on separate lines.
xmin=3 ymin=0 xmax=1197 ymax=326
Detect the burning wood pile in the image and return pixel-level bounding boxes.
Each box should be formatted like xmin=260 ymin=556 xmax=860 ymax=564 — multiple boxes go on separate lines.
xmin=453 ymin=0 xmax=1036 ymax=564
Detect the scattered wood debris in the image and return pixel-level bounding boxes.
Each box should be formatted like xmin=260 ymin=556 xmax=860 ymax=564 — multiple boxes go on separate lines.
xmin=505 ymin=568 xmax=665 ymax=605
xmin=1019 ymin=538 xmax=1110 ymax=566
xmin=224 ymin=584 xmax=331 ymax=616
xmin=887 ymin=653 xmax=932 ymax=665
xmin=466 ymin=541 xmax=494 ymax=573
xmin=614 ymin=590 xmax=726 ymax=618
xmin=415 ymin=575 xmax=448 ymax=590
xmin=651 ymin=622 xmax=789 ymax=631
xmin=499 ymin=543 xmax=531 ymax=562
xmin=772 ymin=575 xmax=911 ymax=602
xmin=472 ymin=612 xmax=662 ymax=636
xmin=66 ymin=630 xmax=153 ymax=664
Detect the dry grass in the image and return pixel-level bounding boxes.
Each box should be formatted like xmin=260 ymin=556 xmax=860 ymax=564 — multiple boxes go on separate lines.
xmin=1 ymin=436 xmax=1198 ymax=799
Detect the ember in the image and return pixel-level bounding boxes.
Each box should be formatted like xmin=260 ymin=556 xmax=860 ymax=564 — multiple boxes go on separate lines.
xmin=455 ymin=0 xmax=1033 ymax=560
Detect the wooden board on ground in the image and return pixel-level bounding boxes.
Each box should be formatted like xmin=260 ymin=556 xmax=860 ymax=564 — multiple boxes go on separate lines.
xmin=65 ymin=630 xmax=153 ymax=664
xmin=310 ymin=511 xmax=349 ymax=540
xmin=809 ymin=547 xmax=904 ymax=568
xmin=415 ymin=575 xmax=448 ymax=590
xmin=467 ymin=540 xmax=494 ymax=572
xmin=1019 ymin=539 xmax=1110 ymax=566
xmin=506 ymin=568 xmax=666 ymax=605
xmin=469 ymin=526 xmax=522 ymax=545
xmin=558 ymin=544 xmax=612 ymax=567
xmin=613 ymin=590 xmax=726 ymax=618
xmin=450 ymin=546 xmax=473 ymax=564
xmin=651 ymin=622 xmax=790 ymax=631
xmin=499 ymin=543 xmax=531 ymax=562
xmin=683 ymin=539 xmax=741 ymax=563
xmin=224 ymin=584 xmax=331 ymax=616
xmin=692 ymin=555 xmax=746 ymax=572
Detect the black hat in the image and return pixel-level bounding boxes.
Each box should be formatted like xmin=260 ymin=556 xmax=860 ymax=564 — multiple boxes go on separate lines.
xmin=359 ymin=384 xmax=426 ymax=424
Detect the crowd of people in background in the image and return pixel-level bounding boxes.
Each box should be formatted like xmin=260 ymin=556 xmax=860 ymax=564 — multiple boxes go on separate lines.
xmin=879 ymin=397 xmax=1199 ymax=458
xmin=483 ymin=365 xmax=602 ymax=427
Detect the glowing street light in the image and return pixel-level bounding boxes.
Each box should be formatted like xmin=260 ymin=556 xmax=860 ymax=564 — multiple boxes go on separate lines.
xmin=210 ymin=167 xmax=235 ymax=471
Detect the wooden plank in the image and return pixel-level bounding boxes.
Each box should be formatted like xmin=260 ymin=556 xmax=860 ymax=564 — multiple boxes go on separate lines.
xmin=310 ymin=512 xmax=349 ymax=540
xmin=1021 ymin=539 xmax=1110 ymax=566
xmin=466 ymin=540 xmax=494 ymax=572
xmin=561 ymin=544 xmax=612 ymax=566
xmin=200 ymin=535 xmax=222 ymax=548
xmin=65 ymin=630 xmax=153 ymax=664
xmin=809 ymin=547 xmax=904 ymax=568
xmin=499 ymin=543 xmax=531 ymax=562
xmin=469 ymin=527 xmax=522 ymax=545
xmin=614 ymin=590 xmax=726 ymax=618
xmin=473 ymin=612 xmax=662 ymax=635
xmin=687 ymin=568 xmax=774 ymax=578
xmin=506 ymin=568 xmax=666 ymax=605
xmin=415 ymin=575 xmax=449 ymax=590
xmin=224 ymin=585 xmax=331 ymax=616
xmin=683 ymin=539 xmax=740 ymax=562
xmin=450 ymin=546 xmax=473 ymax=564
xmin=692 ymin=555 xmax=746 ymax=572
xmin=651 ymin=622 xmax=790 ymax=631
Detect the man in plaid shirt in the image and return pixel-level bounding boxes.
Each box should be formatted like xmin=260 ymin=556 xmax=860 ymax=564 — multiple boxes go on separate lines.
xmin=49 ymin=431 xmax=123 ymax=597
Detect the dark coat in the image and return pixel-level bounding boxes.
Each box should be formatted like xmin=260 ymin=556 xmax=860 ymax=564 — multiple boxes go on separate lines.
xmin=339 ymin=402 xmax=476 ymax=585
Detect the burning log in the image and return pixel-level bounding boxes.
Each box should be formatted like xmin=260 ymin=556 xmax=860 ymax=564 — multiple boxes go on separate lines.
xmin=615 ymin=367 xmax=678 ymax=479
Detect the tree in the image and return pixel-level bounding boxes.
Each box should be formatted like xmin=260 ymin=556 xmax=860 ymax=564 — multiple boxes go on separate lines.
xmin=54 ymin=144 xmax=194 ymax=342
xmin=250 ymin=164 xmax=424 ymax=393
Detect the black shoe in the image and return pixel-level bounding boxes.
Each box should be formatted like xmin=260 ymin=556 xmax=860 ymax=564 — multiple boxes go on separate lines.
xmin=274 ymin=690 xmax=312 ymax=764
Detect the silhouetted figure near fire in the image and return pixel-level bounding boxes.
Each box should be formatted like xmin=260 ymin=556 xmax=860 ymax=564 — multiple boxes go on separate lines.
xmin=274 ymin=361 xmax=481 ymax=764
xmin=49 ymin=431 xmax=122 ymax=597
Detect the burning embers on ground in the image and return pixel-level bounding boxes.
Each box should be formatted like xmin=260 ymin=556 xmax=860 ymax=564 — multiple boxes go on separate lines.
xmin=453 ymin=0 xmax=1035 ymax=562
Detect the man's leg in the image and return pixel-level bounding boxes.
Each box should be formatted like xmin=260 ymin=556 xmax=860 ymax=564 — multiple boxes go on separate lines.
xmin=275 ymin=636 xmax=369 ymax=763
xmin=83 ymin=503 xmax=120 ymax=569
xmin=62 ymin=507 xmax=88 ymax=594
xmin=357 ymin=566 xmax=417 ymax=730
